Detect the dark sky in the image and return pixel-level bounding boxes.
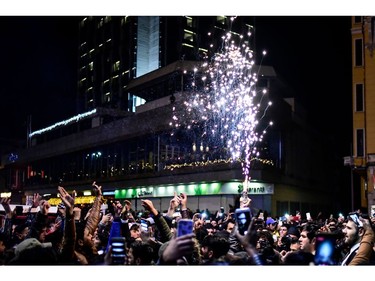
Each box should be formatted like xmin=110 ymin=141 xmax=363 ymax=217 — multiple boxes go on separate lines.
xmin=0 ymin=16 xmax=80 ymax=140
xmin=0 ymin=16 xmax=353 ymax=159
xmin=254 ymin=16 xmax=353 ymax=154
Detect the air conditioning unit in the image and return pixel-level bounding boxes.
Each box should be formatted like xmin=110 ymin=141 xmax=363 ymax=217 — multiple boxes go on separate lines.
xmin=367 ymin=154 xmax=375 ymax=164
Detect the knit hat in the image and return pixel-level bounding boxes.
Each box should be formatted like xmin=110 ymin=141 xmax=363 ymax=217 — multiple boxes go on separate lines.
xmin=287 ymin=226 xmax=300 ymax=238
xmin=14 ymin=238 xmax=52 ymax=258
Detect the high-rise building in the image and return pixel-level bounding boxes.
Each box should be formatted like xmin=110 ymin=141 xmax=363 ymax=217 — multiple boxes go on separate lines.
xmin=347 ymin=16 xmax=375 ymax=216
xmin=77 ymin=16 xmax=254 ymax=113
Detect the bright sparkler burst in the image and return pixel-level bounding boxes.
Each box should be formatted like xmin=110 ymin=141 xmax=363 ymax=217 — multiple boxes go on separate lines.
xmin=171 ymin=22 xmax=273 ymax=182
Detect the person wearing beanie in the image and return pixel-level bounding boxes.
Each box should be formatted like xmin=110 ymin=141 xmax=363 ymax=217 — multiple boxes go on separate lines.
xmin=287 ymin=226 xmax=301 ymax=252
xmin=287 ymin=226 xmax=300 ymax=239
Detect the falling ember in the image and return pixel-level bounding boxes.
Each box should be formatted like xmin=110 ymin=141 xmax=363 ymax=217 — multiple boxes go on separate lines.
xmin=171 ymin=20 xmax=273 ymax=185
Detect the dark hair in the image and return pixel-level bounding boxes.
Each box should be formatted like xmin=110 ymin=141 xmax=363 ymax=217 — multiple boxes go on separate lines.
xmin=130 ymin=223 xmax=140 ymax=231
xmin=283 ymin=250 xmax=314 ymax=265
xmin=129 ymin=241 xmax=154 ymax=265
xmin=301 ymin=223 xmax=318 ymax=242
xmin=201 ymin=234 xmax=230 ymax=259
xmin=14 ymin=224 xmax=28 ymax=235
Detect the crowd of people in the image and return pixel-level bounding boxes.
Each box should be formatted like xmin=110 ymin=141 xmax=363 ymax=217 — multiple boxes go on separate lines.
xmin=0 ymin=181 xmax=374 ymax=266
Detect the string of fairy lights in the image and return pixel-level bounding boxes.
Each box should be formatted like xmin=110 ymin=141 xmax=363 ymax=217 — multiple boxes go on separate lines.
xmin=165 ymin=157 xmax=274 ymax=171
xmin=170 ymin=17 xmax=273 ymax=184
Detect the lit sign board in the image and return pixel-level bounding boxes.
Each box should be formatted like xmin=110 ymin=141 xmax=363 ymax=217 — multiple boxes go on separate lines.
xmin=114 ymin=181 xmax=274 ymax=199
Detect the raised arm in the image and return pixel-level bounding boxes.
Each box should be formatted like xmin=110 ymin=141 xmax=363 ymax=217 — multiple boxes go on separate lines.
xmin=166 ymin=192 xmax=181 ymax=218
xmin=179 ymin=193 xmax=190 ymax=219
xmin=57 ymin=186 xmax=76 ymax=263
xmin=349 ymin=218 xmax=374 ymax=265
xmin=142 ymin=199 xmax=173 ymax=242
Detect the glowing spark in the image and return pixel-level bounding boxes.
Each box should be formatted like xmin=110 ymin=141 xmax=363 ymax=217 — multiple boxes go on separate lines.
xmin=171 ymin=20 xmax=273 ymax=181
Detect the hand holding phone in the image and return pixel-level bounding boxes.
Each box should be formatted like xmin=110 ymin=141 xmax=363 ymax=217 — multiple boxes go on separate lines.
xmin=306 ymin=212 xmax=311 ymax=221
xmin=314 ymin=233 xmax=337 ymax=265
xmin=177 ymin=219 xmax=194 ymax=237
xmin=235 ymin=207 xmax=252 ymax=235
xmin=140 ymin=219 xmax=149 ymax=233
xmin=348 ymin=212 xmax=363 ymax=228
xmin=110 ymin=237 xmax=126 ymax=265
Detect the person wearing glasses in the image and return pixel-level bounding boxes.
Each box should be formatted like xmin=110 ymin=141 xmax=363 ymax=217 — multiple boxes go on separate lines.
xmin=340 ymin=213 xmax=374 ymax=265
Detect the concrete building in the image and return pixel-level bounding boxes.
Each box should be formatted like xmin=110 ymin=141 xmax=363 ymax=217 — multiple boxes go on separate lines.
xmin=346 ymin=16 xmax=375 ymax=216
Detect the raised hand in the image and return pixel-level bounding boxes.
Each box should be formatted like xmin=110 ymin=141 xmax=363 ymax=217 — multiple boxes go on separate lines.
xmin=39 ymin=199 xmax=51 ymax=215
xmin=32 ymin=193 xmax=42 ymax=208
xmin=167 ymin=192 xmax=181 ymax=217
xmin=141 ymin=199 xmax=158 ymax=216
xmin=112 ymin=200 xmax=123 ymax=218
xmin=170 ymin=192 xmax=181 ymax=209
xmin=92 ymin=181 xmax=102 ymax=196
xmin=179 ymin=192 xmax=188 ymax=210
xmin=121 ymin=199 xmax=132 ymax=214
xmin=0 ymin=197 xmax=12 ymax=218
xmin=57 ymin=186 xmax=76 ymax=216
xmin=161 ymin=233 xmax=195 ymax=264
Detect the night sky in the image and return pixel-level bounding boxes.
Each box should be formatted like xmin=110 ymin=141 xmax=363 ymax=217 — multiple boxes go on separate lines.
xmin=0 ymin=16 xmax=352 ymax=160
xmin=0 ymin=16 xmax=80 ymax=140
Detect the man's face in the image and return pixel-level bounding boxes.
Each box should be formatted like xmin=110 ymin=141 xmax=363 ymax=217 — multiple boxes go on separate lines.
xmin=299 ymin=230 xmax=314 ymax=253
xmin=130 ymin=227 xmax=141 ymax=240
xmin=279 ymin=226 xmax=288 ymax=237
xmin=39 ymin=227 xmax=48 ymax=242
xmin=342 ymin=220 xmax=361 ymax=246
xmin=17 ymin=227 xmax=30 ymax=240
xmin=226 ymin=222 xmax=235 ymax=233
xmin=200 ymin=245 xmax=211 ymax=259
xmin=267 ymin=223 xmax=276 ymax=230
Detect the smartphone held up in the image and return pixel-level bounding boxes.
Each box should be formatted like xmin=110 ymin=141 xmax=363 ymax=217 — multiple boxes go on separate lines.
xmin=235 ymin=207 xmax=252 ymax=235
xmin=110 ymin=237 xmax=126 ymax=265
xmin=177 ymin=219 xmax=194 ymax=237
xmin=314 ymin=232 xmax=338 ymax=265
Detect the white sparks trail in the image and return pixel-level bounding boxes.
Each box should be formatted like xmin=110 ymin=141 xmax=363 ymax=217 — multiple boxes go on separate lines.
xmin=171 ymin=18 xmax=273 ymax=185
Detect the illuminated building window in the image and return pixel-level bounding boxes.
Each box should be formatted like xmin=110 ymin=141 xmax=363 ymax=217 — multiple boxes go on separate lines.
xmin=89 ymin=62 xmax=94 ymax=71
xmin=121 ymin=16 xmax=129 ymax=25
xmin=114 ymin=61 xmax=120 ymax=71
xmin=216 ymin=16 xmax=226 ymax=25
xmin=184 ymin=30 xmax=194 ymax=42
xmin=182 ymin=43 xmax=194 ymax=48
xmin=186 ymin=17 xmax=193 ymax=27
xmin=98 ymin=19 xmax=103 ymax=28
xmin=105 ymin=92 xmax=111 ymax=103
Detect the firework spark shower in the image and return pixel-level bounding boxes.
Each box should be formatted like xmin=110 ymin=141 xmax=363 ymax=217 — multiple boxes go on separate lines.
xmin=171 ymin=18 xmax=273 ymax=187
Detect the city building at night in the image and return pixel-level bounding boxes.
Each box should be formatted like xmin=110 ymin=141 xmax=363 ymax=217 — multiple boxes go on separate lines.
xmin=0 ymin=16 xmax=340 ymax=217
xmin=346 ymin=16 xmax=375 ymax=216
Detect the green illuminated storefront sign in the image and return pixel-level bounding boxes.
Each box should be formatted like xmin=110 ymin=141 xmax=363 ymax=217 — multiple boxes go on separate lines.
xmin=114 ymin=181 xmax=274 ymax=199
